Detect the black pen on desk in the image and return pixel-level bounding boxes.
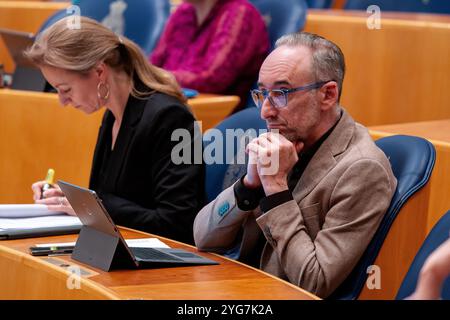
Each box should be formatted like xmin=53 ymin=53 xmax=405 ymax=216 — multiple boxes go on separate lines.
xmin=48 ymin=251 xmax=73 ymax=257
xmin=48 ymin=248 xmax=74 ymax=256
xmin=30 ymin=246 xmax=74 ymax=256
xmin=40 ymin=168 xmax=55 ymax=199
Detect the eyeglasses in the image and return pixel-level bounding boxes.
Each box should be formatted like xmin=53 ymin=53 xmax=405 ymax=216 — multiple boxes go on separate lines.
xmin=250 ymin=81 xmax=331 ymax=109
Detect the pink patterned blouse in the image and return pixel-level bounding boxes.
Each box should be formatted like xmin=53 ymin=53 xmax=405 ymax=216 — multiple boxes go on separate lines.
xmin=150 ymin=0 xmax=270 ymax=110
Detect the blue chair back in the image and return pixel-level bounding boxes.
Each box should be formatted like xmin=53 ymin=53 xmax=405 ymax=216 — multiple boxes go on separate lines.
xmin=396 ymin=210 xmax=450 ymax=300
xmin=249 ymin=0 xmax=308 ymax=49
xmin=306 ymin=0 xmax=333 ymax=8
xmin=39 ymin=0 xmax=170 ymax=54
xmin=330 ymin=135 xmax=436 ymax=299
xmin=38 ymin=9 xmax=68 ymax=34
xmin=344 ymin=0 xmax=450 ymax=14
xmin=204 ymin=107 xmax=267 ymax=203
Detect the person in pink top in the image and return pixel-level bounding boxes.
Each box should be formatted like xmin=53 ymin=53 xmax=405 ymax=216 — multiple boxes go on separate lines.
xmin=151 ymin=0 xmax=270 ymax=112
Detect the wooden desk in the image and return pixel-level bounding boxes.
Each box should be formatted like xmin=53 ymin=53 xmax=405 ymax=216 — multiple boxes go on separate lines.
xmin=0 ymin=89 xmax=238 ymax=204
xmin=0 ymin=1 xmax=70 ymax=73
xmin=188 ymin=94 xmax=239 ymax=131
xmin=370 ymin=119 xmax=450 ymax=233
xmin=0 ymin=227 xmax=318 ymax=300
xmin=356 ymin=119 xmax=450 ymax=300
xmin=0 ymin=0 xmax=57 ymax=1
xmin=0 ymin=89 xmax=103 ymax=204
xmin=0 ymin=1 xmax=68 ymax=32
xmin=304 ymin=9 xmax=450 ymax=126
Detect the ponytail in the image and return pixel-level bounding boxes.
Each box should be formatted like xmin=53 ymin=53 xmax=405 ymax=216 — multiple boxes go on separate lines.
xmin=25 ymin=16 xmax=186 ymax=102
xmin=118 ymin=37 xmax=186 ymax=102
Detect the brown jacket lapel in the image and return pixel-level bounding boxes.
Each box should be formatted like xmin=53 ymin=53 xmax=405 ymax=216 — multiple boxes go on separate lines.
xmin=293 ymin=109 xmax=355 ymax=202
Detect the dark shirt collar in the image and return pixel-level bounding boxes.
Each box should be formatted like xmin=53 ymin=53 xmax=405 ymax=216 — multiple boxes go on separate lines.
xmin=287 ymin=109 xmax=343 ymax=191
xmin=300 ymin=110 xmax=343 ymax=159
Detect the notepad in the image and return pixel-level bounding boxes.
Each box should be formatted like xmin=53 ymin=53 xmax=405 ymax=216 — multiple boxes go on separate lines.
xmin=0 ymin=205 xmax=82 ymax=240
xmin=35 ymin=238 xmax=170 ymax=249
xmin=0 ymin=204 xmax=65 ymax=218
xmin=0 ymin=215 xmax=81 ymax=231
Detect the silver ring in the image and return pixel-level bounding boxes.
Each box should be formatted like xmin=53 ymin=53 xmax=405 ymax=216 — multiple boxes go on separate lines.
xmin=59 ymin=197 xmax=64 ymax=206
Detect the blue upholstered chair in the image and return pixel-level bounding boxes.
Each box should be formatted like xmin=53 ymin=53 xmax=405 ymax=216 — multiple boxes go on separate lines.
xmin=39 ymin=0 xmax=170 ymax=54
xmin=344 ymin=0 xmax=450 ymax=15
xmin=329 ymin=135 xmax=436 ymax=299
xmin=38 ymin=9 xmax=68 ymax=34
xmin=204 ymin=107 xmax=267 ymax=203
xmin=249 ymin=0 xmax=308 ymax=49
xmin=244 ymin=0 xmax=308 ymax=108
xmin=396 ymin=210 xmax=450 ymax=300
xmin=305 ymin=0 xmax=333 ymax=8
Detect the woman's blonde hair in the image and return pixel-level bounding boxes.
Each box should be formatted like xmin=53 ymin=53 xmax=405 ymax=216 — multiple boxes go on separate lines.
xmin=25 ymin=16 xmax=186 ymax=102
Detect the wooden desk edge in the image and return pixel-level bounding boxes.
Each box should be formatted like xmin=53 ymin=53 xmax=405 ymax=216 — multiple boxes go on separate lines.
xmin=188 ymin=95 xmax=240 ymax=106
xmin=0 ymin=243 xmax=120 ymax=299
xmin=119 ymin=226 xmax=321 ymax=300
xmin=0 ymin=226 xmax=319 ymax=300
xmin=307 ymin=9 xmax=450 ymax=28
xmin=0 ymin=1 xmax=69 ymax=10
xmin=0 ymin=89 xmax=241 ymax=106
xmin=369 ymin=129 xmax=450 ymax=148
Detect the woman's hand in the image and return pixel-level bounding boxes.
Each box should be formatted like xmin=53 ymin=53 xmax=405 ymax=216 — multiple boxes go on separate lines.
xmin=32 ymin=181 xmax=76 ymax=216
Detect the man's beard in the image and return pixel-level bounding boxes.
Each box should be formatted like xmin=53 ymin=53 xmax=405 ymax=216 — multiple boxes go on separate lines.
xmin=281 ymin=130 xmax=299 ymax=143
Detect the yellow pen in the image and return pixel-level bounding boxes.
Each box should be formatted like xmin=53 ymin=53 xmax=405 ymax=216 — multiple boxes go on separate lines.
xmin=41 ymin=168 xmax=55 ymax=199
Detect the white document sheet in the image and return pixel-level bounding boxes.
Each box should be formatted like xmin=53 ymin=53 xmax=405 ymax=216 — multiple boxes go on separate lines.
xmin=125 ymin=238 xmax=170 ymax=248
xmin=0 ymin=204 xmax=65 ymax=218
xmin=35 ymin=238 xmax=170 ymax=248
xmin=0 ymin=215 xmax=82 ymax=231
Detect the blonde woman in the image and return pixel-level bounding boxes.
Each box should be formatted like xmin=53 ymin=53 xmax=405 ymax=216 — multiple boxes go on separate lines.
xmin=29 ymin=17 xmax=203 ymax=244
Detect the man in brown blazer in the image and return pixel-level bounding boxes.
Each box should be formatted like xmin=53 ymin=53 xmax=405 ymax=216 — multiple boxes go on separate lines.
xmin=193 ymin=32 xmax=397 ymax=298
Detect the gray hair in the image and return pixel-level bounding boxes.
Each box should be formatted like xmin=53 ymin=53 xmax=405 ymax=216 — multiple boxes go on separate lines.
xmin=275 ymin=32 xmax=346 ymax=101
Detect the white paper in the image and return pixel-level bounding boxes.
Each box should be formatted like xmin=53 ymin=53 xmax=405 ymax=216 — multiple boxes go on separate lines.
xmin=125 ymin=238 xmax=170 ymax=248
xmin=35 ymin=238 xmax=169 ymax=248
xmin=0 ymin=204 xmax=65 ymax=218
xmin=0 ymin=215 xmax=81 ymax=231
xmin=35 ymin=242 xmax=77 ymax=247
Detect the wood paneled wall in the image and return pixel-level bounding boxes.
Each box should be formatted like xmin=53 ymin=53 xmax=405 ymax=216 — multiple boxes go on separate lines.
xmin=304 ymin=10 xmax=450 ymax=126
